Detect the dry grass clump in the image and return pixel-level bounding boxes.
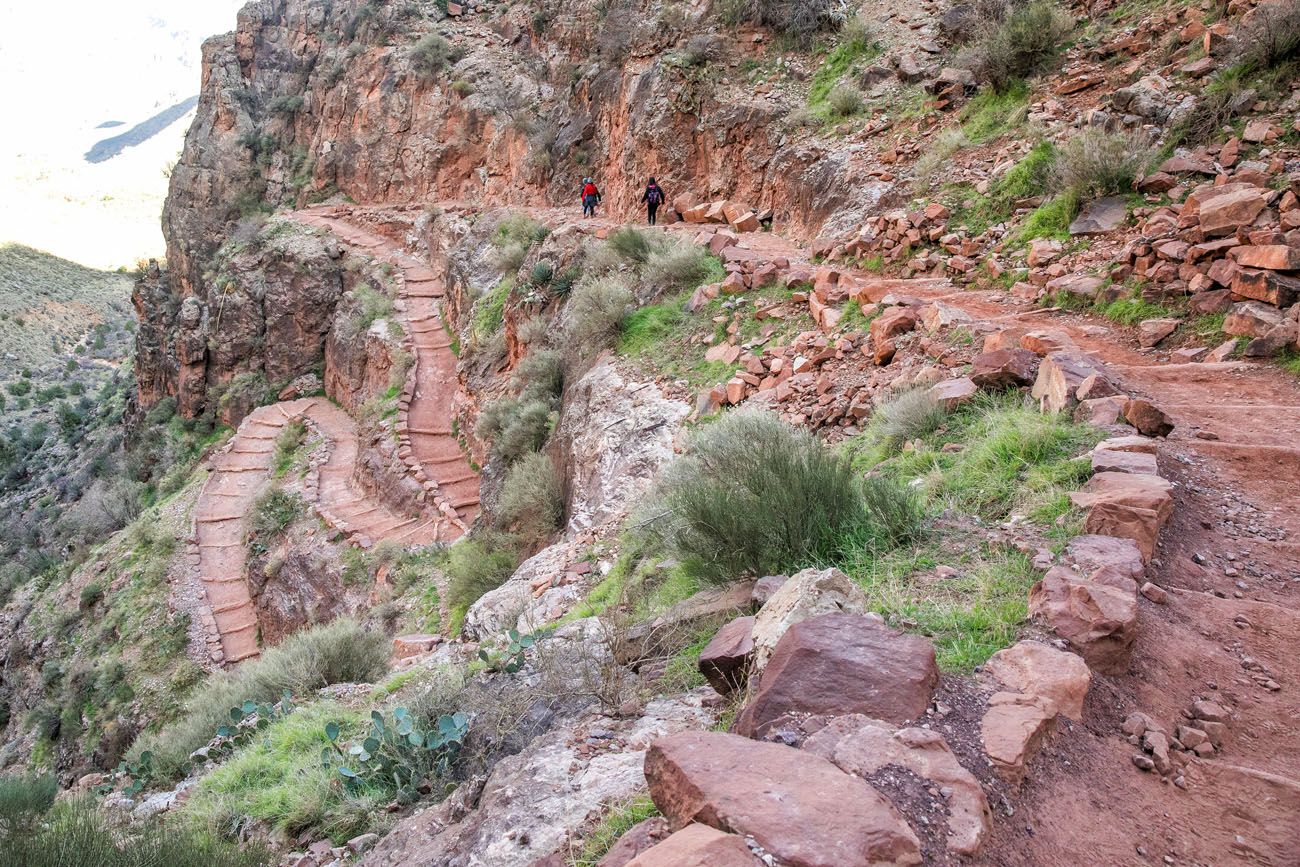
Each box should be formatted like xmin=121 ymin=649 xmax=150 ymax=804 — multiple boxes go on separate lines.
xmin=1051 ymin=128 xmax=1153 ymax=199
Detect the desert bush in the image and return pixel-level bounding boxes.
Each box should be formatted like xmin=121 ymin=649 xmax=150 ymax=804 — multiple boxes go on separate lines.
xmin=495 ymin=452 xmax=563 ymax=541
xmin=347 ymin=284 xmax=394 ymax=335
xmin=916 ymin=128 xmax=971 ymax=180
xmin=565 ymin=275 xmax=634 ymax=348
xmin=267 ymin=94 xmax=305 ymax=114
xmin=131 ymin=619 xmax=388 ymax=780
xmin=679 ymin=34 xmax=717 ymax=66
xmin=477 ymin=397 xmax=554 ymax=464
xmin=606 ymin=227 xmax=655 ymax=265
xmin=514 ymin=315 xmax=552 ymax=348
xmin=273 ymin=419 xmax=308 ymax=476
xmin=451 ymin=79 xmax=474 ymax=96
xmin=249 ymin=489 xmax=303 ymax=547
xmin=960 ymin=0 xmax=1073 ymax=92
xmin=868 ymin=388 xmax=946 ymax=453
xmin=641 ymin=410 xmax=921 ymax=583
xmin=641 ymin=241 xmax=721 ymax=294
xmin=1051 ymin=128 xmax=1153 ymax=199
xmin=78 ymin=581 xmax=104 ymax=610
xmin=719 ymin=0 xmax=849 ymax=45
xmin=511 ymin=348 xmax=564 ymax=402
xmin=494 ymin=213 xmax=549 ymax=248
xmin=443 ymin=533 xmax=521 ymax=621
xmin=827 ymin=83 xmax=865 ymax=117
xmin=1234 ymin=0 xmax=1300 ymax=71
xmin=488 ymin=241 xmax=528 ymax=273
xmin=410 ymin=33 xmax=462 ymax=79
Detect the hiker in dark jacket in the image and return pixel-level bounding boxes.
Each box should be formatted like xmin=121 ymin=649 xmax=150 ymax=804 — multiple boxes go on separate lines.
xmin=581 ymin=177 xmax=601 ymax=218
xmin=640 ymin=177 xmax=666 ymax=225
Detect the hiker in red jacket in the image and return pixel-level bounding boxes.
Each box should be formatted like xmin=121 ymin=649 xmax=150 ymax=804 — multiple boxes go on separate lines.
xmin=641 ymin=177 xmax=665 ymax=225
xmin=581 ymin=177 xmax=601 ymax=218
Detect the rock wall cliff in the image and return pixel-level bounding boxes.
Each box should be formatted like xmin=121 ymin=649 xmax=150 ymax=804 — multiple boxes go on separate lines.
xmin=141 ymin=0 xmax=893 ymax=420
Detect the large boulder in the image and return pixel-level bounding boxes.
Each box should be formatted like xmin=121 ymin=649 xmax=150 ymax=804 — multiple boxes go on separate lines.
xmin=982 ymin=641 xmax=1091 ymax=719
xmin=1027 ymin=565 xmax=1139 ymax=673
xmin=624 ymin=824 xmax=761 ymax=866
xmin=970 ymin=348 xmax=1040 ymax=390
xmin=1122 ymin=398 xmax=1174 ymax=438
xmin=1195 ymin=184 xmax=1269 ymax=236
xmin=804 ymin=717 xmax=991 ymax=856
xmin=1069 ymin=472 xmax=1174 ymax=562
xmin=749 ymin=567 xmax=868 ymax=669
xmin=644 ymin=731 xmax=922 ymax=867
xmin=870 ymin=306 xmax=919 ymax=345
xmin=697 ymin=616 xmax=754 ymax=694
xmin=1061 ymin=533 xmax=1146 ymax=592
xmin=980 ymin=691 xmax=1057 ymax=784
xmin=735 ymin=614 xmax=939 ymax=738
xmin=1031 ymin=352 xmax=1107 ymax=413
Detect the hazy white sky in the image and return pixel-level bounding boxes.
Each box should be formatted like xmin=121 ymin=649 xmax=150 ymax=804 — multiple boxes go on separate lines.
xmin=0 ymin=0 xmax=246 ymax=267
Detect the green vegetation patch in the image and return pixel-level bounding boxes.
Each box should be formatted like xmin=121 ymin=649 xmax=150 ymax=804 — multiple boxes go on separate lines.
xmin=837 ymin=392 xmax=1104 ymax=669
xmin=183 ymin=702 xmax=387 ymax=844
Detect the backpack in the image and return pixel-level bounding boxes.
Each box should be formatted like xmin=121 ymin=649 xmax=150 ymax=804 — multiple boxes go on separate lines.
xmin=646 ymin=185 xmax=663 ymax=205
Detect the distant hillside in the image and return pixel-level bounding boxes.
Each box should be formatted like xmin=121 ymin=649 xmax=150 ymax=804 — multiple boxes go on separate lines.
xmin=0 ymin=243 xmax=134 ymax=376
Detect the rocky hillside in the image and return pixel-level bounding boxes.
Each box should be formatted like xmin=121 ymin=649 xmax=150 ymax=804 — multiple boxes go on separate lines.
xmin=3 ymin=0 xmax=1300 ymax=865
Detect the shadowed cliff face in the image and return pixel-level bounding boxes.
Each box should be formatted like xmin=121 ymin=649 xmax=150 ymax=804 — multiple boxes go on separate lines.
xmin=144 ymin=0 xmax=891 ymax=420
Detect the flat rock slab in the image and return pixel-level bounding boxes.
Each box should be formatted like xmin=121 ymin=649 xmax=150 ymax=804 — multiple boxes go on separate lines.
xmin=697 ymin=615 xmax=754 ymax=694
xmin=1028 ymin=565 xmax=1138 ymax=673
xmin=804 ymin=717 xmax=991 ymax=856
xmin=983 ymin=641 xmax=1091 ymax=719
xmin=981 ymin=691 xmax=1057 ymax=784
xmin=625 ymin=824 xmax=761 ymax=866
xmin=1069 ymin=196 xmax=1128 ymax=235
xmin=645 ymin=731 xmax=922 ymax=867
xmin=736 ymin=613 xmax=938 ymax=738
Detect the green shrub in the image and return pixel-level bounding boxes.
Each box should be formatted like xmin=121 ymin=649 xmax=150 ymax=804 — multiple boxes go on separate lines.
xmin=267 ymin=94 xmax=305 ymax=114
xmin=410 ymin=33 xmax=461 ymax=79
xmin=476 ymin=397 xmax=554 ymax=464
xmin=495 ymin=452 xmax=563 ymax=542
xmin=606 ymin=227 xmax=654 ymax=265
xmin=641 ymin=242 xmax=723 ymax=294
xmin=1051 ymin=128 xmax=1152 ymax=199
xmin=78 ymin=581 xmax=104 ymax=610
xmin=473 ymin=279 xmax=512 ymax=340
xmin=131 ymin=619 xmax=389 ymax=780
xmin=348 ymin=284 xmax=394 ymax=335
xmin=494 ymin=213 xmax=548 ymax=247
xmin=511 ymin=348 xmax=564 ymax=402
xmin=868 ymin=388 xmax=946 ymax=453
xmin=443 ymin=534 xmax=521 ymax=625
xmin=961 ymin=0 xmax=1073 ymax=92
xmin=249 ymin=490 xmax=303 ymax=547
xmin=827 ymin=83 xmax=865 ymax=117
xmin=642 ymin=410 xmax=922 ymax=584
xmin=0 ymin=775 xmax=56 ymax=836
xmin=565 ymin=276 xmax=633 ymax=347
xmin=272 ymin=419 xmax=308 ymax=476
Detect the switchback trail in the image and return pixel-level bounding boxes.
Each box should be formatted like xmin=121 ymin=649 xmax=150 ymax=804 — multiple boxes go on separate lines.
xmin=191 ymin=397 xmax=442 ymax=666
xmin=294 ymin=208 xmax=482 ymax=528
